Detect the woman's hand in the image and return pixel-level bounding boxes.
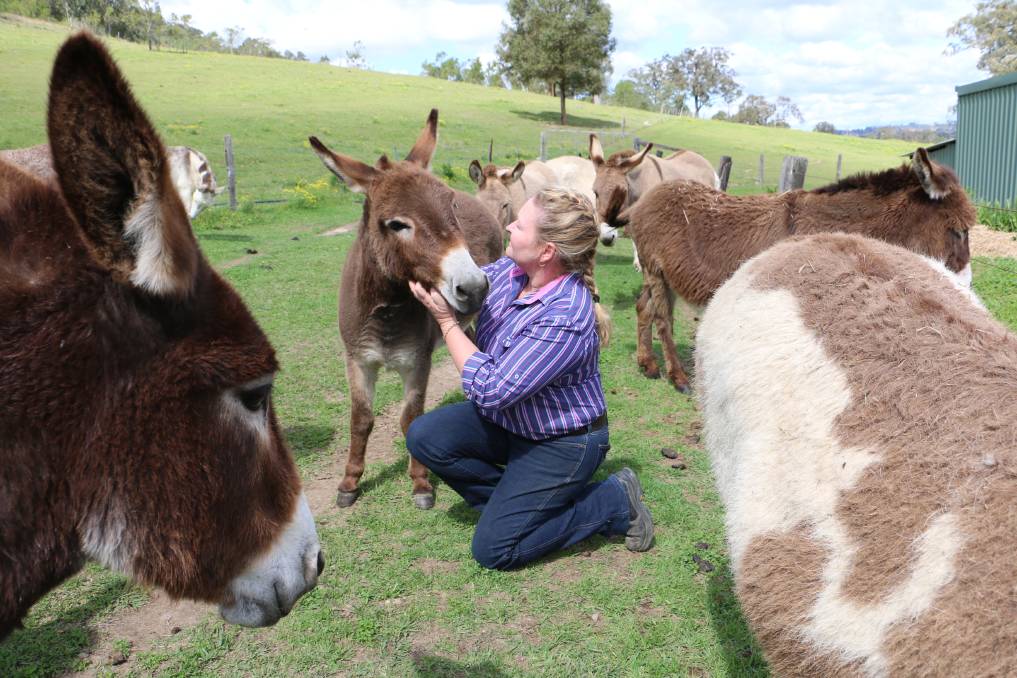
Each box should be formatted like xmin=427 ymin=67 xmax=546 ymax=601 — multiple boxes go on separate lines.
xmin=409 ymin=281 xmax=456 ymax=329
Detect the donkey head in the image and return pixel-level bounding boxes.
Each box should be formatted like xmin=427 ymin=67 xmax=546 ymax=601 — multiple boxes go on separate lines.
xmin=907 ymin=147 xmax=974 ymax=279
xmin=590 ymin=133 xmax=653 ymax=230
xmin=310 ymin=110 xmax=489 ymax=313
xmin=0 ymin=33 xmax=322 ymax=638
xmin=469 ymin=159 xmax=524 ymax=227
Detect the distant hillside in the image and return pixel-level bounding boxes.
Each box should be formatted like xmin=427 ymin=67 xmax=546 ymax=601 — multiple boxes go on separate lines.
xmin=0 ymin=13 xmax=916 ymax=198
xmin=839 ymin=122 xmax=956 ymax=144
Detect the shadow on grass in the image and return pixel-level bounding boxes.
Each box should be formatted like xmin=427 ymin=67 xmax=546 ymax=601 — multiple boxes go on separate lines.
xmin=283 ymin=423 xmax=338 ymax=462
xmin=705 ymin=566 xmax=770 ymax=677
xmin=0 ymin=576 xmax=133 ymax=677
xmin=510 ymin=110 xmax=622 ymax=129
xmin=412 ymin=653 xmax=511 ymax=677
xmin=358 ymin=456 xmax=415 ymax=497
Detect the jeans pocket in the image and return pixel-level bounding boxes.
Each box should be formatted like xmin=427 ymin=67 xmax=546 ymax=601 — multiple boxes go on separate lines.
xmin=597 ymin=442 xmax=611 ymax=465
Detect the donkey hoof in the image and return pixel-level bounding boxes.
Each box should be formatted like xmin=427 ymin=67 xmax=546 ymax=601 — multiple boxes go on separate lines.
xmin=640 ymin=365 xmax=661 ymax=380
xmin=336 ymin=489 xmax=360 ymax=508
xmin=413 ymin=492 xmax=435 ymax=510
xmin=673 ymin=381 xmax=692 ymax=395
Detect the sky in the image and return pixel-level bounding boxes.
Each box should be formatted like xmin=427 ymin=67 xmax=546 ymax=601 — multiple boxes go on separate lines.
xmin=157 ymin=0 xmax=987 ymax=130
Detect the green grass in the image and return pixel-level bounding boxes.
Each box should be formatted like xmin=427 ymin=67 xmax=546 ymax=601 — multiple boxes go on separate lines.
xmin=2 ymin=14 xmax=1015 ymax=678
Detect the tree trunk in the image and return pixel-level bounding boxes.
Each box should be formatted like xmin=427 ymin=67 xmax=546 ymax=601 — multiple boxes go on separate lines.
xmin=559 ymin=84 xmax=567 ymax=125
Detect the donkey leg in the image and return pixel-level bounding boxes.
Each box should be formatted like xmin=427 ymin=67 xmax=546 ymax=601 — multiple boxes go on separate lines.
xmin=636 ymin=281 xmax=661 ymax=379
xmin=648 ymin=276 xmax=691 ymax=394
xmin=632 ymin=242 xmax=643 ymax=273
xmin=338 ymin=356 xmax=379 ymax=507
xmin=399 ymin=354 xmax=435 ymax=510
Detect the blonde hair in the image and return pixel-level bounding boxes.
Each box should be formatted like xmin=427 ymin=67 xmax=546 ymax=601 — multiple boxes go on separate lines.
xmin=533 ymin=187 xmax=611 ymax=346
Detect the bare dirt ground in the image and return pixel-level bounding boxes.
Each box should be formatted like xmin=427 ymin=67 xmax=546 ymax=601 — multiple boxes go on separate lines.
xmin=75 ymin=360 xmax=462 ymax=676
xmin=971 ymin=223 xmax=1017 ymax=259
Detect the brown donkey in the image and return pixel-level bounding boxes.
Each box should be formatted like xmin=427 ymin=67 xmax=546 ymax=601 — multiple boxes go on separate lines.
xmin=309 ymin=111 xmax=502 ymax=509
xmin=630 ymin=148 xmax=975 ymax=392
xmin=1 ymin=34 xmax=322 ymax=640
xmin=468 ymin=159 xmax=558 ymax=227
xmin=697 ymin=233 xmax=1014 ymax=676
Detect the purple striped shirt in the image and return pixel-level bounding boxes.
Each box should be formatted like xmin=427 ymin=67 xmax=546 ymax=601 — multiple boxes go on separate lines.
xmin=461 ymin=256 xmax=606 ymax=440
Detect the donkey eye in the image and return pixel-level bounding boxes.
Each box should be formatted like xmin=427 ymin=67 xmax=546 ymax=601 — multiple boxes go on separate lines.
xmin=239 ymin=383 xmax=272 ymax=412
xmin=384 ymin=219 xmax=411 ymax=232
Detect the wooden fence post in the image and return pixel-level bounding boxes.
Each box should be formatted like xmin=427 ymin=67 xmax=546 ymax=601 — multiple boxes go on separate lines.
xmin=836 ymin=153 xmax=843 ymax=181
xmin=718 ymin=155 xmax=732 ymax=192
xmin=758 ymin=154 xmax=765 ymax=186
xmin=224 ymin=134 xmax=237 ymax=211
xmin=539 ymin=131 xmax=547 ymax=161
xmin=779 ymin=156 xmax=808 ymax=192
xmin=633 ymin=137 xmax=642 ymax=151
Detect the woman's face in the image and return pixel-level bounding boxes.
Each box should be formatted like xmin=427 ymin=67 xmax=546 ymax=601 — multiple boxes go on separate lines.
xmin=505 ymin=198 xmax=549 ymax=269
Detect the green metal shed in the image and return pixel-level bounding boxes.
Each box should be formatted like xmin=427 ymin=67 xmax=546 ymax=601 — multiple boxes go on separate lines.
xmin=955 ymin=71 xmax=1017 ymax=207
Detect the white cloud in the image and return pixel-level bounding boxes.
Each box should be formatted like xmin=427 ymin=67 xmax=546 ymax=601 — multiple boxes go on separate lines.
xmin=160 ymin=0 xmax=506 ymax=55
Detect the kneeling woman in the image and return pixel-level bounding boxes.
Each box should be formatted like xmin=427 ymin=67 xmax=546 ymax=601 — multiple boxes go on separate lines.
xmin=407 ymin=187 xmax=653 ymax=571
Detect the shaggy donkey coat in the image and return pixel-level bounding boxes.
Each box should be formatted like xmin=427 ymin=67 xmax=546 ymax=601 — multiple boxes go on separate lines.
xmin=630 ymin=149 xmax=975 ymax=391
xmin=310 ymin=110 xmax=502 ymax=509
xmin=696 ymin=233 xmax=1015 ymax=677
xmin=0 ymin=34 xmax=321 ymax=639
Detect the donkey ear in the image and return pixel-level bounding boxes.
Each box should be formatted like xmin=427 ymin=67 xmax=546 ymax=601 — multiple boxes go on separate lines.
xmin=619 ymin=143 xmax=652 ymax=172
xmin=912 ymin=147 xmax=950 ymax=200
xmin=589 ymin=134 xmax=605 ymax=166
xmin=508 ymin=161 xmax=526 ymax=183
xmin=469 ymin=160 xmax=484 ymax=187
xmin=406 ymin=108 xmax=438 ymax=169
xmin=309 ymin=136 xmax=379 ymax=193
xmin=47 ymin=32 xmax=198 ymax=297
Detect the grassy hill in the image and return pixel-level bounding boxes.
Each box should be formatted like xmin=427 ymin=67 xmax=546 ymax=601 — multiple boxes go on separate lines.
xmin=0 ymin=13 xmax=916 ymax=201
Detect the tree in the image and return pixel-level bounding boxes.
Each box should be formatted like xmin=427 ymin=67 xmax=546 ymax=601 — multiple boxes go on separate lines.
xmin=484 ymin=61 xmax=507 ymax=87
xmin=628 ymin=58 xmax=686 ymax=114
xmin=345 ymin=40 xmax=367 ymax=69
xmin=668 ymin=47 xmax=740 ymax=117
xmin=947 ymin=1 xmax=1017 ymax=74
xmin=319 ymin=54 xmax=331 ymax=64
xmin=734 ymin=94 xmax=775 ymax=125
xmin=733 ymin=94 xmax=803 ymax=127
xmin=497 ymin=0 xmax=616 ymax=124
xmin=223 ymin=25 xmax=243 ymax=54
xmin=814 ymin=121 xmax=837 ymax=134
xmin=774 ymin=96 xmax=803 ymax=126
xmin=421 ymin=51 xmax=464 ymax=80
xmin=461 ymin=57 xmax=485 ymax=85
xmin=610 ymin=79 xmax=650 ymax=110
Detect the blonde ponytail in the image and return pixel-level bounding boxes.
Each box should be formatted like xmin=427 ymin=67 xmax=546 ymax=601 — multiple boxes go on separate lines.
xmin=534 ymin=187 xmax=612 ymax=346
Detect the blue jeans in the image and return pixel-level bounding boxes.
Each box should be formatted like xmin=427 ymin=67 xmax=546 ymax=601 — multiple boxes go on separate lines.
xmin=406 ymin=402 xmax=631 ymax=570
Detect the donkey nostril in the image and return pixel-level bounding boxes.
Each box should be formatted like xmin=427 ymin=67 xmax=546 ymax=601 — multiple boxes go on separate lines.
xmin=317 ymin=550 xmax=325 ymax=577
xmin=455 ymin=284 xmax=467 ymax=298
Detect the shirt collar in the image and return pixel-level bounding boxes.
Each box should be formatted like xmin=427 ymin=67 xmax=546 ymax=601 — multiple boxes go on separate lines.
xmin=509 ymin=266 xmax=568 ymax=305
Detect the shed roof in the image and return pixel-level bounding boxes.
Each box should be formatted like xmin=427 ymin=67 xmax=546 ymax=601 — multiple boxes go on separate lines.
xmin=956 ymin=71 xmax=1017 ymax=96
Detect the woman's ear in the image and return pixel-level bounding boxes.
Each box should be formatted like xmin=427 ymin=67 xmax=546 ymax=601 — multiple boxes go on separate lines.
xmin=539 ymin=241 xmax=557 ymax=267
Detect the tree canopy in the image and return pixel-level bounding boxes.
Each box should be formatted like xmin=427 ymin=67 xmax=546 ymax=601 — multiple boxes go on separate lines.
xmin=497 ymin=0 xmax=616 ymax=124
xmin=948 ymin=1 xmax=1017 ymax=75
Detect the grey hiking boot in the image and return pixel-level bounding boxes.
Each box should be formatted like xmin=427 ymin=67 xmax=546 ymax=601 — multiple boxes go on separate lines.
xmin=614 ymin=467 xmax=654 ymax=551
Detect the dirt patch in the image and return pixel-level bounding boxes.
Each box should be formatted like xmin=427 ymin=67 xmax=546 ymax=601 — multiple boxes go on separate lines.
xmin=71 ymin=591 xmax=213 ymax=676
xmin=320 ymin=221 xmax=359 ymax=237
xmin=73 ymin=358 xmax=462 ymax=674
xmin=414 ymin=558 xmax=461 ymax=577
xmin=218 ymin=253 xmax=257 ymax=270
xmin=971 ymin=223 xmax=1017 ymax=259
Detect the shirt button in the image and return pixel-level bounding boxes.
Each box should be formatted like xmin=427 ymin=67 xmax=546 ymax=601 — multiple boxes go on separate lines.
xmin=503 ymin=339 xmax=512 ymax=348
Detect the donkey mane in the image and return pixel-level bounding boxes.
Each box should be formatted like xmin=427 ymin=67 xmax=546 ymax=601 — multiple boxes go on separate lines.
xmin=813 ymin=162 xmax=956 ymax=198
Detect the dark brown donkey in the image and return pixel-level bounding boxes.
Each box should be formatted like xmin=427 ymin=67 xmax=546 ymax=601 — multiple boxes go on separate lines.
xmin=1 ymin=34 xmax=322 ymax=640
xmin=309 ymin=111 xmax=502 ymax=509
xmin=629 ymin=148 xmax=975 ymax=392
